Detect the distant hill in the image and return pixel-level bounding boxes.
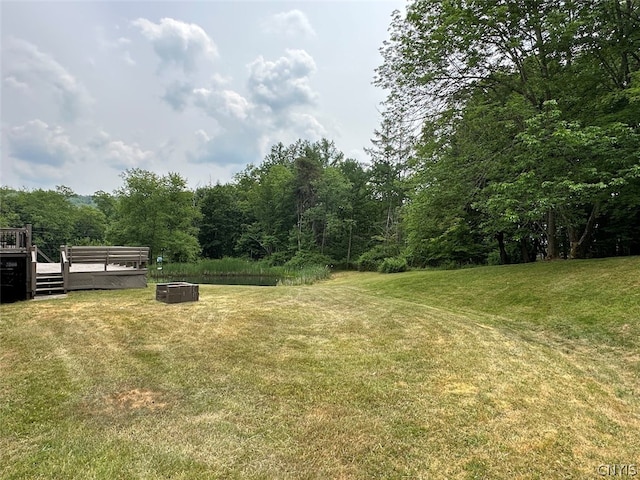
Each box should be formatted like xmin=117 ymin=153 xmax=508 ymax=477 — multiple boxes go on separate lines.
xmin=69 ymin=195 xmax=97 ymax=207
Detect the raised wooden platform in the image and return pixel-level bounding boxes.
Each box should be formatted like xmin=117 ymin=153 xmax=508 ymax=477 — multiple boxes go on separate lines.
xmin=2 ymin=226 xmax=150 ymax=302
xmin=60 ymin=246 xmax=149 ymax=292
xmin=37 ymin=263 xmax=145 ymax=274
xmin=37 ymin=262 xmax=148 ymax=291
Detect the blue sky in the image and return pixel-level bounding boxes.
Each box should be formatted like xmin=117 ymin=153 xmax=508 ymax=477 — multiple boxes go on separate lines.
xmin=1 ymin=1 xmax=404 ymax=194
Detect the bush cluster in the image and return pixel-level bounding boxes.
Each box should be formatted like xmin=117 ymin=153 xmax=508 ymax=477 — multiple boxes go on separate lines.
xmin=285 ymin=251 xmax=333 ymax=269
xmin=378 ymin=256 xmax=408 ymax=273
xmin=356 ymin=245 xmax=400 ymax=271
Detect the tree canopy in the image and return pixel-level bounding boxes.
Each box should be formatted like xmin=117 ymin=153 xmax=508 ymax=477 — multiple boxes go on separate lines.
xmin=376 ymin=0 xmax=640 ymax=265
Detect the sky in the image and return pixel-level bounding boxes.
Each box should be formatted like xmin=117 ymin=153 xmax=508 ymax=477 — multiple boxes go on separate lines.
xmin=1 ymin=0 xmax=404 ymax=195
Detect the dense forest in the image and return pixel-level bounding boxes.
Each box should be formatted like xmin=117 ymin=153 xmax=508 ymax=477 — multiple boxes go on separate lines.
xmin=0 ymin=139 xmax=399 ymax=271
xmin=2 ymin=0 xmax=639 ymax=270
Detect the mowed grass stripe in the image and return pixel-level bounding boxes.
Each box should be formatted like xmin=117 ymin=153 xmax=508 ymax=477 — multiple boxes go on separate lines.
xmin=1 ymin=259 xmax=639 ymax=478
xmin=347 ymin=257 xmax=640 ymax=348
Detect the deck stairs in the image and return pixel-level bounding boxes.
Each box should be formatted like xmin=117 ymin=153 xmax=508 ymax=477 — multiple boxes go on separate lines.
xmin=35 ymin=273 xmax=65 ymax=297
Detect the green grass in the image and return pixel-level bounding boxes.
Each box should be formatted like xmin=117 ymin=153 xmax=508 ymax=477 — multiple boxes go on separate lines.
xmin=356 ymin=256 xmax=640 ymax=349
xmin=1 ymin=257 xmax=638 ymax=478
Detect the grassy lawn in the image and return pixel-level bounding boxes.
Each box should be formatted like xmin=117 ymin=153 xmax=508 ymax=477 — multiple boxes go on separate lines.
xmin=1 ymin=257 xmax=638 ymax=478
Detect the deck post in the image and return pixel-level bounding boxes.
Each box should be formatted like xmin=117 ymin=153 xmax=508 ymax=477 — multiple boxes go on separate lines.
xmin=60 ymin=245 xmax=69 ymax=293
xmin=26 ymin=224 xmax=32 ymax=249
xmin=29 ymin=246 xmax=37 ymax=299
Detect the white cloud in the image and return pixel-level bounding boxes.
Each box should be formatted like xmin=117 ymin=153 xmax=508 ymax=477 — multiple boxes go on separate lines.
xmin=257 ymin=112 xmax=328 ymax=153
xmin=195 ymin=129 xmax=212 ymax=144
xmin=192 ymin=87 xmax=251 ymax=120
xmin=188 ymin=125 xmax=261 ymax=166
xmin=6 ymin=125 xmax=156 ymax=192
xmin=262 ymin=10 xmax=316 ymax=38
xmin=290 ymin=113 xmax=328 ymax=140
xmin=4 ymin=75 xmax=30 ymax=92
xmin=7 ymin=119 xmax=81 ymax=166
xmin=220 ymin=90 xmax=251 ymax=120
xmin=210 ymin=73 xmax=232 ymax=87
xmin=132 ymin=17 xmax=217 ymax=73
xmin=86 ymin=130 xmax=153 ymax=170
xmin=191 ymin=88 xmax=217 ymax=114
xmin=247 ymin=49 xmax=318 ymax=111
xmin=10 ymin=159 xmax=70 ymax=187
xmin=114 ymin=36 xmax=131 ymax=47
xmin=100 ymin=139 xmax=153 ymax=170
xmin=7 ymin=120 xmax=154 ymax=174
xmin=177 ymin=49 xmax=324 ymax=166
xmin=3 ymin=37 xmax=92 ymax=122
xmin=161 ymin=78 xmax=252 ymax=122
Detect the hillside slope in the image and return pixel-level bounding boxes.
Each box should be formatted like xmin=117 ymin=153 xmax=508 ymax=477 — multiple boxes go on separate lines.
xmin=346 ymin=256 xmax=640 ymax=349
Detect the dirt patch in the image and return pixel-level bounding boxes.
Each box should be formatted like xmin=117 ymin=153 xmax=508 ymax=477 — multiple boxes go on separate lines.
xmin=82 ymin=388 xmax=170 ymax=416
xmin=105 ymin=388 xmax=168 ymax=411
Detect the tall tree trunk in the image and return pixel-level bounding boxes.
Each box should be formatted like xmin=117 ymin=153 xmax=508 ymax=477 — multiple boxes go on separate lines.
xmin=321 ymin=222 xmax=327 ymax=254
xmin=569 ymin=205 xmax=599 ymax=259
xmin=346 ymin=222 xmax=353 ymax=268
xmin=520 ymin=238 xmax=531 ymax=263
xmin=495 ymin=231 xmax=510 ymax=264
xmin=297 ymin=199 xmax=304 ymax=251
xmin=546 ymin=210 xmax=559 ymax=259
xmin=385 ymin=200 xmax=393 ymax=242
xmin=614 ymin=0 xmax=631 ymax=87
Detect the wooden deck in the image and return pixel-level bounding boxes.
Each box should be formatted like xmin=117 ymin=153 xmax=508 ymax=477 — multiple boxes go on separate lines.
xmin=1 ymin=226 xmax=149 ymax=301
xmin=59 ymin=246 xmax=150 ymax=291
xmin=37 ymin=261 xmax=148 ymax=292
xmin=37 ymin=263 xmax=143 ymax=274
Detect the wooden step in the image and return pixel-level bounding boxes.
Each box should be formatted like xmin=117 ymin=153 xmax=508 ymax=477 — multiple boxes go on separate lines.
xmin=37 ymin=275 xmax=64 ymax=284
xmin=36 ymin=274 xmax=65 ymax=296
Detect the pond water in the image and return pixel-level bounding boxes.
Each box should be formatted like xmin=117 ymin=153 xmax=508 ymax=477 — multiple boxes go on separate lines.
xmin=150 ymin=275 xmax=280 ymax=286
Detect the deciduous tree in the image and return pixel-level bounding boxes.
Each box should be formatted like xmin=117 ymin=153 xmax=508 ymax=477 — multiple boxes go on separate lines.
xmin=110 ymin=169 xmax=200 ymax=263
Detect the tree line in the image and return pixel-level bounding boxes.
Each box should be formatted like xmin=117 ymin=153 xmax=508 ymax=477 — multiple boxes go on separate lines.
xmin=0 ymin=139 xmax=404 ymax=270
xmin=2 ymin=1 xmax=639 ymax=269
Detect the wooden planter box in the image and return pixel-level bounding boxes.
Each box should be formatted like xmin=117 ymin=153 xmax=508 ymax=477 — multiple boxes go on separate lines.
xmin=156 ymin=282 xmax=199 ymax=304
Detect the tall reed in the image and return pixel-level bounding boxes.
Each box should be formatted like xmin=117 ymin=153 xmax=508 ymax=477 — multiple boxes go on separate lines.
xmin=149 ymin=258 xmax=331 ymax=285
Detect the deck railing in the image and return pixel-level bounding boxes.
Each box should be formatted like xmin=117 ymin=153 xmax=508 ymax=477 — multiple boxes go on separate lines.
xmin=0 ymin=226 xmax=31 ymax=251
xmin=62 ymin=245 xmax=149 ymax=271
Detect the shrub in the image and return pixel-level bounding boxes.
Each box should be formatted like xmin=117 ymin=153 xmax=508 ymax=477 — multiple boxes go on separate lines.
xmin=285 ymin=251 xmax=333 ymax=269
xmin=356 ymin=244 xmax=399 ymax=271
xmin=378 ymin=256 xmax=408 ymax=273
xmin=264 ymin=251 xmax=290 ymax=266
